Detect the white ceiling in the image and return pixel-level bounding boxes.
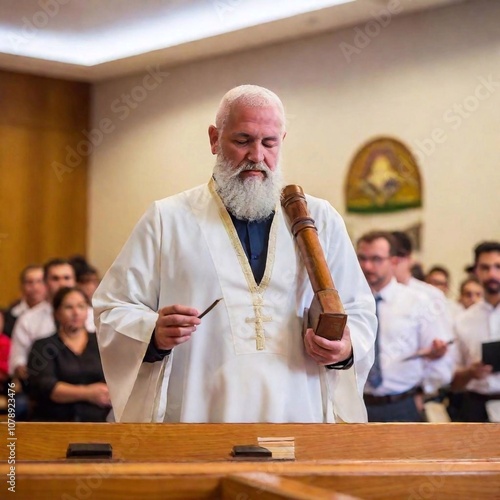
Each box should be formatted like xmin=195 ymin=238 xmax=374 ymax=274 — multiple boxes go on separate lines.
xmin=0 ymin=0 xmax=467 ymax=82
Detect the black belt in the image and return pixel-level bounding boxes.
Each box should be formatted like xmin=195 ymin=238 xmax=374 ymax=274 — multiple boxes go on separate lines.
xmin=364 ymin=387 xmax=419 ymax=406
xmin=466 ymin=391 xmax=500 ymax=402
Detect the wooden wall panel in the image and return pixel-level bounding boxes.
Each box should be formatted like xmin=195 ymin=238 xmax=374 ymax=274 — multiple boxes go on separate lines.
xmin=0 ymin=70 xmax=90 ymax=307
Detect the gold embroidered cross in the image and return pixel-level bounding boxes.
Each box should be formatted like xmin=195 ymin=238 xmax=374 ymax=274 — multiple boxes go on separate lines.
xmin=245 ymin=296 xmax=272 ymax=350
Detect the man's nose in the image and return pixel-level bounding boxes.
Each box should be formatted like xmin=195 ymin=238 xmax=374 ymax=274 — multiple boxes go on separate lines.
xmin=361 ymin=258 xmax=373 ymax=268
xmin=360 ymin=262 xmax=371 ymax=273
xmin=247 ymin=143 xmax=264 ymax=163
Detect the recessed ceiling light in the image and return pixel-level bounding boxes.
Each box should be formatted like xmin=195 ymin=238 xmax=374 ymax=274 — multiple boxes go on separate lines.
xmin=0 ymin=0 xmax=354 ymax=66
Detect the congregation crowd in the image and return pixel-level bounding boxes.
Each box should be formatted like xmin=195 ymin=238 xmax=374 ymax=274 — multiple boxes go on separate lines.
xmin=1 ymin=236 xmax=498 ymax=423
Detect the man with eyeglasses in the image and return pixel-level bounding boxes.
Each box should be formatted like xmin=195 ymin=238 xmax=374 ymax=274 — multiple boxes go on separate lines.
xmin=356 ymin=231 xmax=454 ymax=422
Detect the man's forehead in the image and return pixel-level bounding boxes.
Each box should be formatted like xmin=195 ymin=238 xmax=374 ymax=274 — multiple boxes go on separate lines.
xmin=24 ymin=269 xmax=43 ymax=280
xmin=358 ymin=239 xmax=390 ymax=252
xmin=226 ymin=104 xmax=283 ymax=129
xmin=463 ymin=282 xmax=482 ymax=291
xmin=477 ymin=251 xmax=500 ymax=265
xmin=429 ymin=271 xmax=448 ymax=281
xmin=48 ymin=264 xmax=74 ymax=276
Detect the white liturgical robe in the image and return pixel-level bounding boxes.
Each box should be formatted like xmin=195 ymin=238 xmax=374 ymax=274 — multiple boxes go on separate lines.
xmin=93 ymin=182 xmax=376 ymax=423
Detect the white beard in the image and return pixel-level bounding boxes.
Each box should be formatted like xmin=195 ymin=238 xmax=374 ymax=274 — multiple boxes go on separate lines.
xmin=213 ymin=155 xmax=284 ymax=222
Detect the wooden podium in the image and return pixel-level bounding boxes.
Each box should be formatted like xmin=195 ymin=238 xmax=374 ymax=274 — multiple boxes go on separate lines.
xmin=1 ymin=423 xmax=500 ymax=499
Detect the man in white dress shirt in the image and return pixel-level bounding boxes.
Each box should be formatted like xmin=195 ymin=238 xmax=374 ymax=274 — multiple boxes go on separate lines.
xmin=93 ymin=84 xmax=377 ymax=423
xmin=452 ymin=241 xmax=500 ymax=421
xmin=3 ymin=265 xmax=46 ymax=337
xmin=391 ymin=231 xmax=453 ymax=341
xmin=357 ymin=231 xmax=454 ymax=422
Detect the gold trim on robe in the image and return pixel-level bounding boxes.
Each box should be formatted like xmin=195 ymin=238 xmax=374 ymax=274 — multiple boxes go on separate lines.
xmin=208 ymin=178 xmax=278 ymax=350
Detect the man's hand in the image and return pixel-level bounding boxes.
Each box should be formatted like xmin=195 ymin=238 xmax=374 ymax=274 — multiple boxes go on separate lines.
xmin=469 ymin=361 xmax=493 ymax=380
xmin=154 ymin=304 xmax=201 ymax=350
xmin=303 ymin=325 xmax=352 ymax=365
xmin=451 ymin=361 xmax=493 ymax=391
xmin=424 ymin=339 xmax=449 ymax=360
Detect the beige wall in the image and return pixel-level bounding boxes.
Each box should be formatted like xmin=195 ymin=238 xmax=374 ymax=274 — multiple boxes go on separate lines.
xmin=89 ymin=0 xmax=500 ymax=295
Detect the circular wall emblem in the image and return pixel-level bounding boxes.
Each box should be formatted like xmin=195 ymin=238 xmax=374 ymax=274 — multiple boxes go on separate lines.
xmin=345 ymin=137 xmax=422 ymax=213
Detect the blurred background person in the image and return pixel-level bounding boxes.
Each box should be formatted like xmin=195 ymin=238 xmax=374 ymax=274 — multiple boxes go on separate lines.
xmin=391 ymin=231 xmax=453 ymax=354
xmin=9 ymin=259 xmax=96 ymax=384
xmin=9 ymin=259 xmax=96 ymax=421
xmin=410 ymin=262 xmax=426 ymax=282
xmin=69 ymin=255 xmax=100 ymax=303
xmin=357 ymin=231 xmax=454 ymax=422
xmin=426 ymin=265 xmax=451 ymax=296
xmin=0 ymin=311 xmax=11 ymax=415
xmin=27 ymin=287 xmax=110 ymax=422
xmin=426 ymin=265 xmax=464 ymax=320
xmin=3 ymin=265 xmax=46 ymax=338
xmin=9 ymin=259 xmax=79 ymax=384
xmin=458 ymin=277 xmax=484 ymax=311
xmin=0 ymin=311 xmax=10 ymax=383
xmin=452 ymin=241 xmax=500 ymax=422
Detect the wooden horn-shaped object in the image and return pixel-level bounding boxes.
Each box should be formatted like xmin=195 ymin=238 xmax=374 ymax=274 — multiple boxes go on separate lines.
xmin=281 ymin=185 xmax=347 ymax=341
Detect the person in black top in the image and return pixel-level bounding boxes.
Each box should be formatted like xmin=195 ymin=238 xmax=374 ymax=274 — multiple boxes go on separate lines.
xmin=28 ymin=287 xmax=110 ymax=421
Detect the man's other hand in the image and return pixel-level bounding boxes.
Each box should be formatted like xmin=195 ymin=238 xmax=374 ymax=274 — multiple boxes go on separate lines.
xmin=304 ymin=325 xmax=353 ymax=365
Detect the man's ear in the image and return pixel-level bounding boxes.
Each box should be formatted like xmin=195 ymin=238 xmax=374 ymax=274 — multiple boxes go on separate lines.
xmin=208 ymin=125 xmax=219 ymax=155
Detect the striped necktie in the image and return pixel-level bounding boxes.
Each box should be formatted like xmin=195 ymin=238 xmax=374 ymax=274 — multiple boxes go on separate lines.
xmin=367 ymin=295 xmax=383 ymax=388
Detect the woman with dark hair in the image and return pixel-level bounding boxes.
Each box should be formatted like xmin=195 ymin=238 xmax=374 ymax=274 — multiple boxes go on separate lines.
xmin=27 ymin=287 xmax=110 ymax=421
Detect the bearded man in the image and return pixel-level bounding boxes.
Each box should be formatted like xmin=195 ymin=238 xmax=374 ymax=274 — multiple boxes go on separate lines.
xmin=452 ymin=241 xmax=500 ymax=422
xmin=93 ymin=85 xmax=376 ymax=423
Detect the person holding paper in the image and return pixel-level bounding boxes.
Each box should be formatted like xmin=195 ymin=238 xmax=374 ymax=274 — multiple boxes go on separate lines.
xmin=356 ymin=231 xmax=454 ymax=422
xmin=452 ymin=241 xmax=500 ymax=422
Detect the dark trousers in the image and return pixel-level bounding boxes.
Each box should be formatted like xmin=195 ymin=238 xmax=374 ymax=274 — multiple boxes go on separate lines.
xmin=459 ymin=392 xmax=497 ymax=422
xmin=366 ymin=396 xmax=423 ymax=422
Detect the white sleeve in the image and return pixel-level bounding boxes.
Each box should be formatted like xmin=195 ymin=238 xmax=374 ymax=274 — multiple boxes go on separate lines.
xmin=418 ymin=295 xmax=455 ymax=393
xmin=8 ymin=316 xmax=31 ymax=375
xmin=93 ymin=202 xmax=164 ymax=422
xmin=320 ymin=201 xmax=377 ymax=396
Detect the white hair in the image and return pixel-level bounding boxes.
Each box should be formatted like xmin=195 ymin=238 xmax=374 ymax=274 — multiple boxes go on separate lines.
xmin=215 ymin=84 xmax=286 ymax=133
